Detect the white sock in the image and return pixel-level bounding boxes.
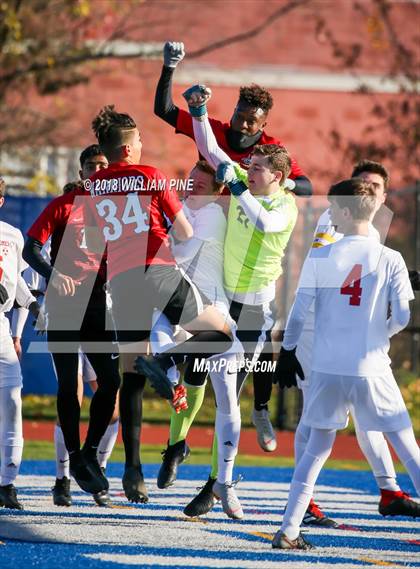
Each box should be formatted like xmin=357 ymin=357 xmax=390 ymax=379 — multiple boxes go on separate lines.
xmin=97 ymin=420 xmax=119 ymax=469
xmin=386 ymin=428 xmax=420 ymax=495
xmin=209 ymin=351 xmax=242 ymax=483
xmin=0 ymin=386 xmax=23 ymax=486
xmin=294 ymin=420 xmax=311 ymax=467
xmin=354 ymin=425 xmax=400 ymax=491
xmin=54 ymin=425 xmax=70 ymax=479
xmin=281 ymin=428 xmax=336 ymax=540
xmin=216 ymin=408 xmax=241 ymax=484
xmin=150 ymin=310 xmax=179 ymax=384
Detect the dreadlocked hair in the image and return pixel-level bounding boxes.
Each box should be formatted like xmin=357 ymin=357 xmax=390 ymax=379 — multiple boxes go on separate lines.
xmin=91 ymin=105 xmax=137 ymax=154
xmin=238 ymin=84 xmax=273 ymax=113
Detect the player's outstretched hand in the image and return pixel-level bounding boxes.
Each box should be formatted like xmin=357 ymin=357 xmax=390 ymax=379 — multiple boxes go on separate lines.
xmin=50 ymin=270 xmax=81 ymax=296
xmin=164 ymin=41 xmax=185 ymax=68
xmin=0 ymin=283 xmax=9 ymax=305
xmin=273 ymin=346 xmax=304 ymax=388
xmin=216 ymin=162 xmax=247 ymax=196
xmin=182 ymin=84 xmax=211 ymax=117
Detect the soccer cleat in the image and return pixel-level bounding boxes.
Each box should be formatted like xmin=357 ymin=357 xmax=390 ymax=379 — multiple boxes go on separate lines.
xmin=0 ymin=484 xmax=23 ymax=510
xmin=272 ymin=530 xmax=315 ymax=550
xmin=302 ymin=498 xmax=339 ymax=528
xmin=81 ymin=447 xmax=109 ymax=492
xmin=52 ymin=477 xmax=72 ymax=507
xmin=157 ymin=440 xmax=190 ymax=489
xmin=93 ymin=489 xmax=112 ymax=507
xmin=213 ymin=479 xmax=244 ymax=519
xmin=69 ymin=451 xmax=104 ymax=495
xmin=122 ymin=466 xmax=148 ymax=503
xmin=379 ymin=492 xmax=420 ymax=517
xmin=183 ymin=476 xmax=217 ymax=517
xmin=252 ymin=408 xmax=277 ymax=452
xmin=134 ymin=355 xmax=175 ymax=400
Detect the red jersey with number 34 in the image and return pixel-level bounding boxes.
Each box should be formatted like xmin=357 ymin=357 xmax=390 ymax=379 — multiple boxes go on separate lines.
xmin=84 ymin=162 xmax=182 ymax=281
xmin=297 ymin=235 xmax=414 ymax=376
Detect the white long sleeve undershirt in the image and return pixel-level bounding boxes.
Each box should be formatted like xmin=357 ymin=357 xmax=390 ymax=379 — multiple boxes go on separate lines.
xmin=192 ymin=114 xmax=233 ymax=169
xmin=387 ymin=298 xmax=410 ymax=338
xmin=192 ymin=115 xmax=289 ymax=233
xmin=283 ymin=292 xmax=315 ymax=350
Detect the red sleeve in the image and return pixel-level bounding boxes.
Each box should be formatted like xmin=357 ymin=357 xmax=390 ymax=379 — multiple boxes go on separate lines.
xmin=290 ymin=156 xmax=304 ymax=179
xmin=27 ymin=197 xmax=64 ymax=244
xmin=159 ymin=175 xmax=183 ymax=221
xmin=175 ymin=110 xmax=227 ymax=144
xmin=175 ymin=108 xmax=194 ymax=139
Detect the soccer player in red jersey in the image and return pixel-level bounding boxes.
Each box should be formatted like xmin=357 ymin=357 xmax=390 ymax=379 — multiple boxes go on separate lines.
xmin=155 ymin=42 xmax=312 ymax=197
xmin=23 ymin=149 xmax=121 ymax=497
xmin=85 ymin=105 xmax=234 ymax=502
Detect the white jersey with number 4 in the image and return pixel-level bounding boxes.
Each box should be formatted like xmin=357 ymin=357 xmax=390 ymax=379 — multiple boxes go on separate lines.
xmin=298 ymin=235 xmax=414 ymax=376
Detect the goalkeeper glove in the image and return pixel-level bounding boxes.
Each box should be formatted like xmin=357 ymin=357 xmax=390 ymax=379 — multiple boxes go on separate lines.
xmin=182 ymin=84 xmax=211 ymax=117
xmin=216 ymin=162 xmax=247 ymax=196
xmin=273 ymin=346 xmax=304 ymax=388
xmin=163 ymin=41 xmax=185 ymax=68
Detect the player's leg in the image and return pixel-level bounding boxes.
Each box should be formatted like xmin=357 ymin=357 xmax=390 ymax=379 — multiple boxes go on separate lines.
xmin=210 ymin=349 xmax=243 ymax=519
xmin=52 ymin=360 xmax=84 ymax=507
xmin=273 ymin=427 xmax=336 ymax=549
xmin=135 ymin=266 xmax=233 ymax=385
xmin=294 ymin=329 xmax=338 ymax=528
xmin=85 ymin=365 xmax=119 ymax=508
xmin=118 ymin=351 xmax=148 ymax=503
xmin=0 ymin=384 xmax=24 ymax=510
xmin=350 ymin=372 xmax=420 ymax=517
xmin=383 ymin=427 xmax=420 ymax=515
xmin=158 ymin=359 xmax=207 ymax=489
xmin=252 ymin=335 xmax=277 ymax=452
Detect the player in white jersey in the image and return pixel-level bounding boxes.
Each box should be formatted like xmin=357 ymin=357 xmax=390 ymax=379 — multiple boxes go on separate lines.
xmin=276 ymin=160 xmax=419 ymax=526
xmin=0 ymin=178 xmax=42 ymax=509
xmin=150 ymin=160 xmax=245 ymax=518
xmin=272 ymin=179 xmax=419 ymax=550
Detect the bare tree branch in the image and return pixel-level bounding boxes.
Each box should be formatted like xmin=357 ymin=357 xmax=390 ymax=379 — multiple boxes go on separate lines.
xmin=188 ymin=0 xmax=312 ymax=59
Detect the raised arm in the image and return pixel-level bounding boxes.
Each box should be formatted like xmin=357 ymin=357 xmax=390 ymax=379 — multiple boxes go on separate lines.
xmin=154 ymin=42 xmax=185 ymax=127
xmin=182 ymin=85 xmax=233 ymax=169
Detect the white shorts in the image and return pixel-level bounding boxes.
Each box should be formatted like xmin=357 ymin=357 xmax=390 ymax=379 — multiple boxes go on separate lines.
xmin=302 ymin=370 xmax=412 ymax=432
xmin=0 ymin=316 xmax=22 ymax=389
xmin=51 ymin=350 xmax=96 ymax=384
xmin=78 ymin=352 xmax=96 ymax=383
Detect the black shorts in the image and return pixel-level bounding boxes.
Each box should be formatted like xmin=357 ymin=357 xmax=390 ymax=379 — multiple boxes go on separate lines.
xmin=46 ymin=287 xmax=117 ymax=353
xmin=110 ymin=264 xmax=205 ymax=344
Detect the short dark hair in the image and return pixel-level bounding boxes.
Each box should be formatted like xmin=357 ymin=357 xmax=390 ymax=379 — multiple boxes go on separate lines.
xmin=351 ymin=160 xmax=390 ymax=189
xmin=328 ymin=178 xmax=377 ymax=221
xmin=238 ymin=84 xmax=273 ymax=114
xmin=0 ymin=177 xmax=5 ymax=198
xmin=79 ymin=144 xmax=104 ymax=168
xmin=62 ymin=181 xmax=83 ymax=195
xmin=92 ymin=105 xmax=137 ymax=157
xmin=194 ymin=160 xmax=224 ymax=192
xmin=252 ymin=144 xmax=291 ymax=180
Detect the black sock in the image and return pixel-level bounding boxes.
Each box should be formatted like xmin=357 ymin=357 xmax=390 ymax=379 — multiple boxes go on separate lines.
xmin=253 ymin=351 xmax=273 ymax=411
xmin=158 ymin=331 xmax=232 ymax=368
xmin=120 ymin=372 xmax=146 ymax=470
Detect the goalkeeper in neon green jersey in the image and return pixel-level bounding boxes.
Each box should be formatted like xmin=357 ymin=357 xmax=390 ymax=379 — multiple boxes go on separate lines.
xmin=157 ymin=85 xmax=298 ymax=519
